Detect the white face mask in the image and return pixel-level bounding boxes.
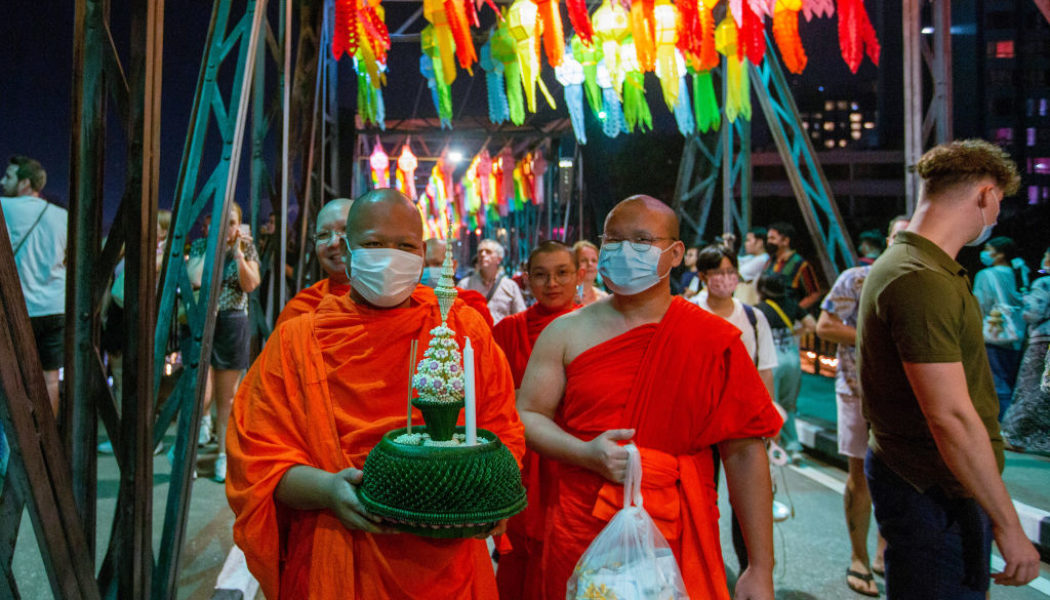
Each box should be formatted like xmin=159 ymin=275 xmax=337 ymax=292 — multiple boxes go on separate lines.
xmin=346 ymin=246 xmax=424 ymax=307
xmin=598 ymin=242 xmax=672 ymax=295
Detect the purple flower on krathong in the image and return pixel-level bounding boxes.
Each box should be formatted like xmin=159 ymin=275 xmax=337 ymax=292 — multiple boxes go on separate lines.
xmin=448 ymin=363 xmax=460 ymax=374
xmin=416 ymin=375 xmax=428 ymax=388
xmin=433 ymin=379 xmax=445 ymax=392
xmin=429 ymin=359 xmax=440 ymax=371
xmin=452 ymin=378 xmax=464 ymax=393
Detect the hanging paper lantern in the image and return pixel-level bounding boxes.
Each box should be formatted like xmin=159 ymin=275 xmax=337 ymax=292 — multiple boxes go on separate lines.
xmin=566 ymin=0 xmax=596 ymax=46
xmin=490 ymin=19 xmax=526 ymax=125
xmin=476 ymin=149 xmax=494 ymax=214
xmin=356 ymin=66 xmax=386 ymax=128
xmin=480 ymin=40 xmax=511 ymax=124
xmin=696 ymin=0 xmax=720 ymax=71
xmin=423 ymin=0 xmax=459 ymax=85
xmin=535 ymin=0 xmax=566 ymax=67
xmin=773 ymin=0 xmax=807 ymax=74
xmin=676 ymin=0 xmax=703 ymax=67
xmin=739 ymin=0 xmax=766 ymax=65
xmin=444 ymin=0 xmax=478 ymax=71
xmin=591 ymin=0 xmax=629 ymax=99
xmin=571 ymin=36 xmax=604 ymax=118
xmin=332 ymin=0 xmax=360 ymax=59
xmin=508 ymin=0 xmax=543 ymax=112
xmin=498 ymin=147 xmax=516 ymax=215
xmin=715 ymin=16 xmax=751 ymax=122
xmin=532 ymin=149 xmax=548 ymax=205
xmin=554 ymin=49 xmax=588 ymax=144
xmin=620 ymin=39 xmax=652 ymax=133
xmin=671 ymin=52 xmax=695 ymax=136
xmin=803 ymin=0 xmax=836 ymax=21
xmin=370 ymin=138 xmax=390 ymax=189
xmin=396 ymin=142 xmax=418 ymax=200
xmin=837 ymin=0 xmax=880 ymax=73
xmin=629 ymin=0 xmax=657 ymax=72
xmin=653 ymin=0 xmax=680 ymax=109
xmin=596 ymin=61 xmax=628 ymax=137
xmin=420 ymin=47 xmax=453 ymax=128
xmin=691 ymin=68 xmax=721 ymax=133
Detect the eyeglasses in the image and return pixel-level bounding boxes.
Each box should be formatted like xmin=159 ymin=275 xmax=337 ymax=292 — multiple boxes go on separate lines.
xmin=529 ymin=270 xmax=576 ymax=285
xmin=313 ymin=230 xmax=347 ymax=246
xmin=598 ymin=235 xmax=677 ymax=252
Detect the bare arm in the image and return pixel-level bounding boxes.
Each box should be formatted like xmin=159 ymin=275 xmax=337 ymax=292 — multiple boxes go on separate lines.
xmin=517 ymin=319 xmax=634 ymax=482
xmin=236 ymin=255 xmax=261 ymax=293
xmin=187 ymin=255 xmax=204 ymax=289
xmin=758 ymin=368 xmax=774 ymax=399
xmin=799 ymin=289 xmax=822 ymax=311
xmin=275 ymin=465 xmax=392 ymax=534
xmin=719 ymin=437 xmax=774 ymax=600
xmin=903 ymin=361 xmax=1039 ymax=586
xmin=816 ymin=310 xmax=856 ymax=346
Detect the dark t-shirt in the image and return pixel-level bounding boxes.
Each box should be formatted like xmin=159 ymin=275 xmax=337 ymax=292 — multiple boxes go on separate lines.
xmin=757 ymin=298 xmax=806 ymax=352
xmin=857 ymin=231 xmax=1003 ymax=496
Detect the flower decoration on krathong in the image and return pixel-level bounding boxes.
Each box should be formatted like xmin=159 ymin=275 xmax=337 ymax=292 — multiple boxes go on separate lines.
xmin=412 ymin=323 xmax=465 ymax=403
xmin=773 ymin=0 xmax=808 ymax=74
xmin=715 ymin=16 xmax=751 ymax=123
xmin=396 ymin=141 xmax=418 ymax=200
xmin=837 ymin=0 xmax=880 ymax=73
xmin=555 ymin=49 xmax=588 ymax=144
xmin=370 ymin=137 xmax=391 ymax=189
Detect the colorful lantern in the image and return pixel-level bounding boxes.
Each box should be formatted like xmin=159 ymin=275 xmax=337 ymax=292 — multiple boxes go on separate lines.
xmin=571 ymin=36 xmax=604 ymax=119
xmin=491 ymin=19 xmax=526 ymax=125
xmin=480 ymin=40 xmax=511 ymax=124
xmin=444 ymin=0 xmax=478 ymax=72
xmin=591 ymin=0 xmax=629 ymax=99
xmin=535 ymin=0 xmax=565 ymax=67
xmin=476 ymin=149 xmax=494 ymax=211
xmin=696 ymin=0 xmax=719 ymax=71
xmin=773 ymin=0 xmax=807 ymax=74
xmin=332 ymin=0 xmax=359 ymax=59
xmin=715 ymin=16 xmax=751 ymax=122
xmin=672 ymin=52 xmax=695 ymax=136
xmin=620 ymin=39 xmax=652 ymax=133
xmin=531 ymin=149 xmax=548 ymax=205
xmin=691 ymin=68 xmax=721 ymax=133
xmin=596 ymin=61 xmax=628 ymax=137
xmin=508 ymin=0 xmax=543 ymax=112
xmin=396 ymin=141 xmax=418 ymax=200
xmin=370 ymin=138 xmax=390 ymax=189
xmin=629 ymin=0 xmax=657 ymax=72
xmin=653 ymin=0 xmax=679 ymax=109
xmin=739 ymin=0 xmax=766 ymax=65
xmin=566 ymin=0 xmax=596 ymax=46
xmin=803 ymin=0 xmax=835 ymax=21
xmin=420 ymin=40 xmax=453 ymax=128
xmin=423 ymin=0 xmax=458 ymax=85
xmin=837 ymin=0 xmax=880 ymax=73
xmin=555 ymin=49 xmax=588 ymax=144
xmin=497 ymin=147 xmax=515 ymax=215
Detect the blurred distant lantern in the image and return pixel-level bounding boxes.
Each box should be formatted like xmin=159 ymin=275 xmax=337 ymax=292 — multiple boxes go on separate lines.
xmin=396 ymin=141 xmax=418 ymax=200
xmin=370 ymin=138 xmax=390 ymax=189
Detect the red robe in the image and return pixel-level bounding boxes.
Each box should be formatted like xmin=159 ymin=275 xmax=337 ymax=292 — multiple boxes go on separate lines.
xmin=227 ymin=285 xmax=524 ymax=599
xmin=491 ymin=302 xmax=577 ymax=599
xmin=274 ymin=278 xmax=350 ymax=327
xmin=457 ymin=288 xmax=495 ymax=330
xmin=541 ymin=297 xmax=783 ymax=600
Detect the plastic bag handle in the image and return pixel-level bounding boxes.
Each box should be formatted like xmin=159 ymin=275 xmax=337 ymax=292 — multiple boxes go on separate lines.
xmin=623 ymin=443 xmax=643 ymax=509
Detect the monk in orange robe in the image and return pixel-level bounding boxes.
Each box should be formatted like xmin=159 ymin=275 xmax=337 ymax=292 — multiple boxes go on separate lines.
xmin=492 ymin=241 xmax=583 ymax=599
xmin=275 ymin=198 xmax=353 ymax=326
xmin=519 ymin=196 xmax=783 ymax=600
xmin=422 ymin=237 xmax=494 ymax=329
xmin=227 ymin=190 xmax=524 ymax=599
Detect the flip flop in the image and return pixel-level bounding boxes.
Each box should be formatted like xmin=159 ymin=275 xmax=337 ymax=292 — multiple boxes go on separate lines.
xmin=872 ymin=564 xmax=884 ymax=578
xmin=847 ymin=568 xmax=880 ymax=598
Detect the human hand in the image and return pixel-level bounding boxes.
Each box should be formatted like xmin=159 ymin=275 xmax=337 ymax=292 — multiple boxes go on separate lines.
xmin=473 ymin=519 xmax=508 ymax=539
xmin=992 ymin=522 xmax=1040 ymax=586
xmin=733 ymin=565 xmax=774 ymax=600
xmin=326 ymin=468 xmax=396 ymax=534
xmin=584 ymin=429 xmax=634 ymax=482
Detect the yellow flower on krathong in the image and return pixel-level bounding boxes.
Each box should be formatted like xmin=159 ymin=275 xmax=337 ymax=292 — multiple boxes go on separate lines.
xmin=582 ymin=582 xmax=618 ymax=600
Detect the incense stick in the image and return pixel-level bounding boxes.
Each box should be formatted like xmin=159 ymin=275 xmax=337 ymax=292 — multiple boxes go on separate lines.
xmin=407 ymin=339 xmax=418 ymax=433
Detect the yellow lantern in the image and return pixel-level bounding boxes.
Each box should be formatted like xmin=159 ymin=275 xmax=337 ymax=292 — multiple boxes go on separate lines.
xmin=423 ymin=0 xmax=457 ymax=85
xmin=653 ymin=0 xmax=679 ymax=108
xmin=508 ymin=0 xmax=546 ymax=112
xmin=592 ymin=0 xmax=630 ymax=95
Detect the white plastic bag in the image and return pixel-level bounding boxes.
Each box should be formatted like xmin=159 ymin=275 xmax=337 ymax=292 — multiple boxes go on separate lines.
xmin=566 ymin=444 xmax=690 ymax=600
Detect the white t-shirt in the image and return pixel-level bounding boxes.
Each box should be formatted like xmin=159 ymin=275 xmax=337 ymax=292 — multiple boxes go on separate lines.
xmin=2 ymin=196 xmax=67 ymax=317
xmin=457 ymin=273 xmax=526 ymax=324
xmin=737 ymin=252 xmax=769 ymax=283
xmin=692 ymin=290 xmax=778 ymax=371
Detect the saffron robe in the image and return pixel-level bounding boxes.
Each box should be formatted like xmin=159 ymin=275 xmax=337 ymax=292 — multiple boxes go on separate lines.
xmin=541 ymin=297 xmax=783 ymax=600
xmin=227 ymin=285 xmax=525 ymax=599
xmin=274 ymin=278 xmax=350 ymax=327
xmin=457 ymin=288 xmax=495 ymax=330
xmin=491 ymin=302 xmax=577 ymax=599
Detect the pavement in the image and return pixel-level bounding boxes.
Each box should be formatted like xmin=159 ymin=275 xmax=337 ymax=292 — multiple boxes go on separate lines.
xmin=794 ymin=370 xmax=1050 ymax=556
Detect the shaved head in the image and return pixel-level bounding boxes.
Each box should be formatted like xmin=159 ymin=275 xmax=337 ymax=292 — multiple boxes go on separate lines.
xmin=424 ymin=238 xmax=448 ymax=267
xmin=604 ymin=195 xmax=680 ymax=240
xmin=346 ymin=189 xmax=423 ymax=242
xmin=316 ymin=198 xmax=354 ymax=232
xmin=314 ymin=198 xmax=355 ymax=280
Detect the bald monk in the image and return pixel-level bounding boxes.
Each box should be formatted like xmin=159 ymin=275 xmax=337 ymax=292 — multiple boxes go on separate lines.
xmin=492 ymin=240 xmax=582 ymax=599
xmin=518 ymin=195 xmax=783 ymax=600
xmin=274 ymin=198 xmax=354 ymax=327
xmin=226 ymin=189 xmax=525 ymax=599
xmin=422 ymin=237 xmax=494 ymax=329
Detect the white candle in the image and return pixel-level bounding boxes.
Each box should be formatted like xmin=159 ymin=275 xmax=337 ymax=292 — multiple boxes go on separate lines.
xmin=464 ymin=337 xmax=477 ymax=446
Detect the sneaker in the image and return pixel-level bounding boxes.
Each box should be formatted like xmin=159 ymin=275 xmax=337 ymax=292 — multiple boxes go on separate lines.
xmin=98 ymin=440 xmax=114 ymax=454
xmin=213 ymin=453 xmax=227 ymax=483
xmin=198 ymin=415 xmax=213 ymax=447
xmin=773 ymin=500 xmax=792 ymax=522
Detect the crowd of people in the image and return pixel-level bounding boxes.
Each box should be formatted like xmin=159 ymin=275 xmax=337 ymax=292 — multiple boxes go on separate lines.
xmin=2 ymin=138 xmax=1048 ymax=599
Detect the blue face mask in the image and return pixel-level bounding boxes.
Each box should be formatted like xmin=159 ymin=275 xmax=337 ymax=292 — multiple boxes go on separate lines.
xmin=419 ymin=266 xmax=443 ymax=288
xmin=965 ymin=202 xmax=996 ymax=248
xmin=598 ymin=242 xmax=672 ymax=295
xmin=979 ymin=250 xmax=995 ymax=267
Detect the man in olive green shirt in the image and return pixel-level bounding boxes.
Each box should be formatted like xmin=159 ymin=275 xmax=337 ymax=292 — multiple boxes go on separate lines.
xmin=857 ymin=140 xmax=1038 ymax=598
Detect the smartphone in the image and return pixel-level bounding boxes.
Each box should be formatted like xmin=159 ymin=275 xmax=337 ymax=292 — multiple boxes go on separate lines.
xmin=237 ymin=223 xmax=251 ymax=238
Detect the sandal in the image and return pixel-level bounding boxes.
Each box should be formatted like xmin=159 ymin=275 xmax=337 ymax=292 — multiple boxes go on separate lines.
xmin=846 ymin=568 xmax=880 ymax=597
xmin=871 ymin=564 xmax=884 ymax=578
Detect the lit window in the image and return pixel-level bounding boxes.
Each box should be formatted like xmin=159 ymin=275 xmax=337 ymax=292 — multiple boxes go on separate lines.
xmin=1030 ymin=186 xmax=1040 ymax=205
xmin=1028 ymin=128 xmax=1037 ymax=147
xmin=811 ymin=131 xmax=819 ymax=139
xmin=824 ymin=122 xmax=835 ymax=131
xmin=838 ymin=139 xmax=848 ymax=147
xmin=851 ymin=122 xmax=862 ymax=130
xmin=824 ymin=139 xmax=835 ymax=148
xmin=837 ymin=101 xmax=849 ymax=110
xmin=851 ymin=131 xmax=862 ymax=140
xmin=1041 ymin=98 xmax=1048 ymax=117
xmin=825 ymin=101 xmax=834 ymax=111
xmin=995 ymin=127 xmax=1013 ymax=143
xmin=850 ymin=113 xmax=862 ymax=122
xmin=995 ymin=40 xmax=1014 ymax=58
xmin=863 ymin=121 xmax=875 ymax=129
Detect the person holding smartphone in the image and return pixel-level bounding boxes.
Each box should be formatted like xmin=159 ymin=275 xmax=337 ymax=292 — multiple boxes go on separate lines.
xmin=187 ymin=203 xmax=261 ymax=482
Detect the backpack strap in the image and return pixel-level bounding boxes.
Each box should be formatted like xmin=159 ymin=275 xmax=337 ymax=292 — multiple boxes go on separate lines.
xmin=12 ymin=202 xmax=49 ymax=257
xmin=742 ymin=303 xmax=759 ymax=364
xmin=764 ymin=299 xmax=794 ymax=329
xmin=484 ymin=273 xmax=504 ymax=303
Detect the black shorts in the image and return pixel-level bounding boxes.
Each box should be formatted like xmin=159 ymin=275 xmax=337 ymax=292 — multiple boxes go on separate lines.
xmin=31 ymin=314 xmax=65 ymax=371
xmin=211 ymin=310 xmax=250 ymax=371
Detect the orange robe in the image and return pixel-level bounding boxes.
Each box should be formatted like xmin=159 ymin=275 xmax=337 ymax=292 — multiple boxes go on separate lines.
xmin=274 ymin=278 xmax=350 ymax=327
xmin=456 ymin=287 xmax=495 ymax=330
xmin=491 ymin=302 xmax=577 ymax=599
xmin=227 ymin=285 xmax=525 ymax=599
xmin=541 ymin=297 xmax=783 ymax=600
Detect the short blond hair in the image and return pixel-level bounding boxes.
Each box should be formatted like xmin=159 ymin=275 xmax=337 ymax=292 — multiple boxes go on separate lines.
xmin=157 ymin=209 xmax=172 ymax=234
xmin=915 ymin=139 xmax=1021 ymax=198
xmin=572 ymin=240 xmax=598 ymax=258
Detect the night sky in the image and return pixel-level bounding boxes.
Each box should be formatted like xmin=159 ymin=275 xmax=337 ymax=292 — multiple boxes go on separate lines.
xmin=3 ymin=0 xmax=885 ymax=233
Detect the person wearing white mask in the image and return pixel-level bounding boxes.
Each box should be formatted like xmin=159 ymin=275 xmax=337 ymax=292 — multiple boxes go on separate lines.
xmin=225 ymin=188 xmax=525 ymax=598
xmin=857 ymin=140 xmax=1038 ymax=597
xmin=518 ymin=195 xmax=782 ymax=600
